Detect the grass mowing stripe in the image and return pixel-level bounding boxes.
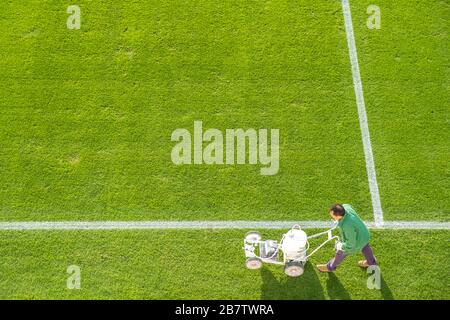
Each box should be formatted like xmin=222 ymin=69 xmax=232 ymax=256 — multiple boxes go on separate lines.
xmin=0 ymin=220 xmax=449 ymax=230
xmin=341 ymin=0 xmax=384 ymax=226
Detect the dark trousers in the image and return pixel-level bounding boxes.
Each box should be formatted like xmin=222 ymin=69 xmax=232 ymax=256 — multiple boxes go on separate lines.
xmin=326 ymin=244 xmax=377 ymax=271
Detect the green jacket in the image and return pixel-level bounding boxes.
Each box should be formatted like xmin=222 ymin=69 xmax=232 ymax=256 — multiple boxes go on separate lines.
xmin=337 ymin=204 xmax=371 ymax=254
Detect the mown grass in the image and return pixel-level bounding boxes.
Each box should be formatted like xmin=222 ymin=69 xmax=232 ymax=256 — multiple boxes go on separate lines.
xmin=351 ymin=0 xmax=449 ymax=221
xmin=1 ymin=0 xmax=371 ymax=221
xmin=0 ymin=1 xmax=447 ymax=222
xmin=0 ymin=229 xmax=448 ymax=299
xmin=0 ymin=0 xmax=447 ymax=300
xmin=0 ymin=1 xmax=447 ymax=221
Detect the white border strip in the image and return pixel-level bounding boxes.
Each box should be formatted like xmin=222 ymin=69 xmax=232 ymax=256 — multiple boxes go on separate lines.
xmin=0 ymin=220 xmax=448 ymax=230
xmin=341 ymin=0 xmax=384 ymax=226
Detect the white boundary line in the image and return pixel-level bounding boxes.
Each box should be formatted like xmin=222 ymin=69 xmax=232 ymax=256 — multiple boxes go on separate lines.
xmin=341 ymin=0 xmax=384 ymax=226
xmin=0 ymin=220 xmax=448 ymax=230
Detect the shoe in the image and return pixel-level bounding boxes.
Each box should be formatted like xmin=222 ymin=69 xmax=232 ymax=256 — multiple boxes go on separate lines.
xmin=316 ymin=264 xmax=333 ymax=273
xmin=358 ymin=260 xmax=369 ymax=268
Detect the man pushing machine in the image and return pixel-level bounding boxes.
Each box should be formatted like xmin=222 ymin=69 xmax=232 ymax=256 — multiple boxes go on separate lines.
xmin=316 ymin=204 xmax=378 ymax=273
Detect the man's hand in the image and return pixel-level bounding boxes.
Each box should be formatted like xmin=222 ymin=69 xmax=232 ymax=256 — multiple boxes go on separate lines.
xmin=335 ymin=241 xmax=344 ymax=251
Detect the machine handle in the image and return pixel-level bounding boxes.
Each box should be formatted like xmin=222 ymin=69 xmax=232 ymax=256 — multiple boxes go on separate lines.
xmin=306 ymin=235 xmax=340 ymax=259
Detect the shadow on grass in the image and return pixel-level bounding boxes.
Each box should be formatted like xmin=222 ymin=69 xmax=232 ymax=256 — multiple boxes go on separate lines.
xmin=260 ymin=263 xmax=394 ymax=300
xmin=326 ymin=273 xmax=351 ymax=300
xmin=260 ymin=263 xmax=325 ymax=299
xmin=380 ymin=275 xmax=394 ymax=300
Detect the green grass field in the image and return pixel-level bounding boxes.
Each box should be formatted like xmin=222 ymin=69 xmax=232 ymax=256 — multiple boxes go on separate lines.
xmin=0 ymin=0 xmax=448 ymax=299
xmin=353 ymin=0 xmax=449 ymax=221
xmin=0 ymin=229 xmax=448 ymax=299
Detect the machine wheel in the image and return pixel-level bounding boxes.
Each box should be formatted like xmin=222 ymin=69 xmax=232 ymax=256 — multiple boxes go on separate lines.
xmin=284 ymin=261 xmax=304 ymax=277
xmin=245 ymin=231 xmax=262 ymax=244
xmin=246 ymin=257 xmax=263 ymax=270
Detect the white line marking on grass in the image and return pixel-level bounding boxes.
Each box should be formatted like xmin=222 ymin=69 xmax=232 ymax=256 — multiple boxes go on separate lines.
xmin=341 ymin=0 xmax=384 ymax=227
xmin=374 ymin=221 xmax=450 ymax=230
xmin=0 ymin=220 xmax=448 ymax=230
xmin=0 ymin=221 xmax=332 ymax=230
